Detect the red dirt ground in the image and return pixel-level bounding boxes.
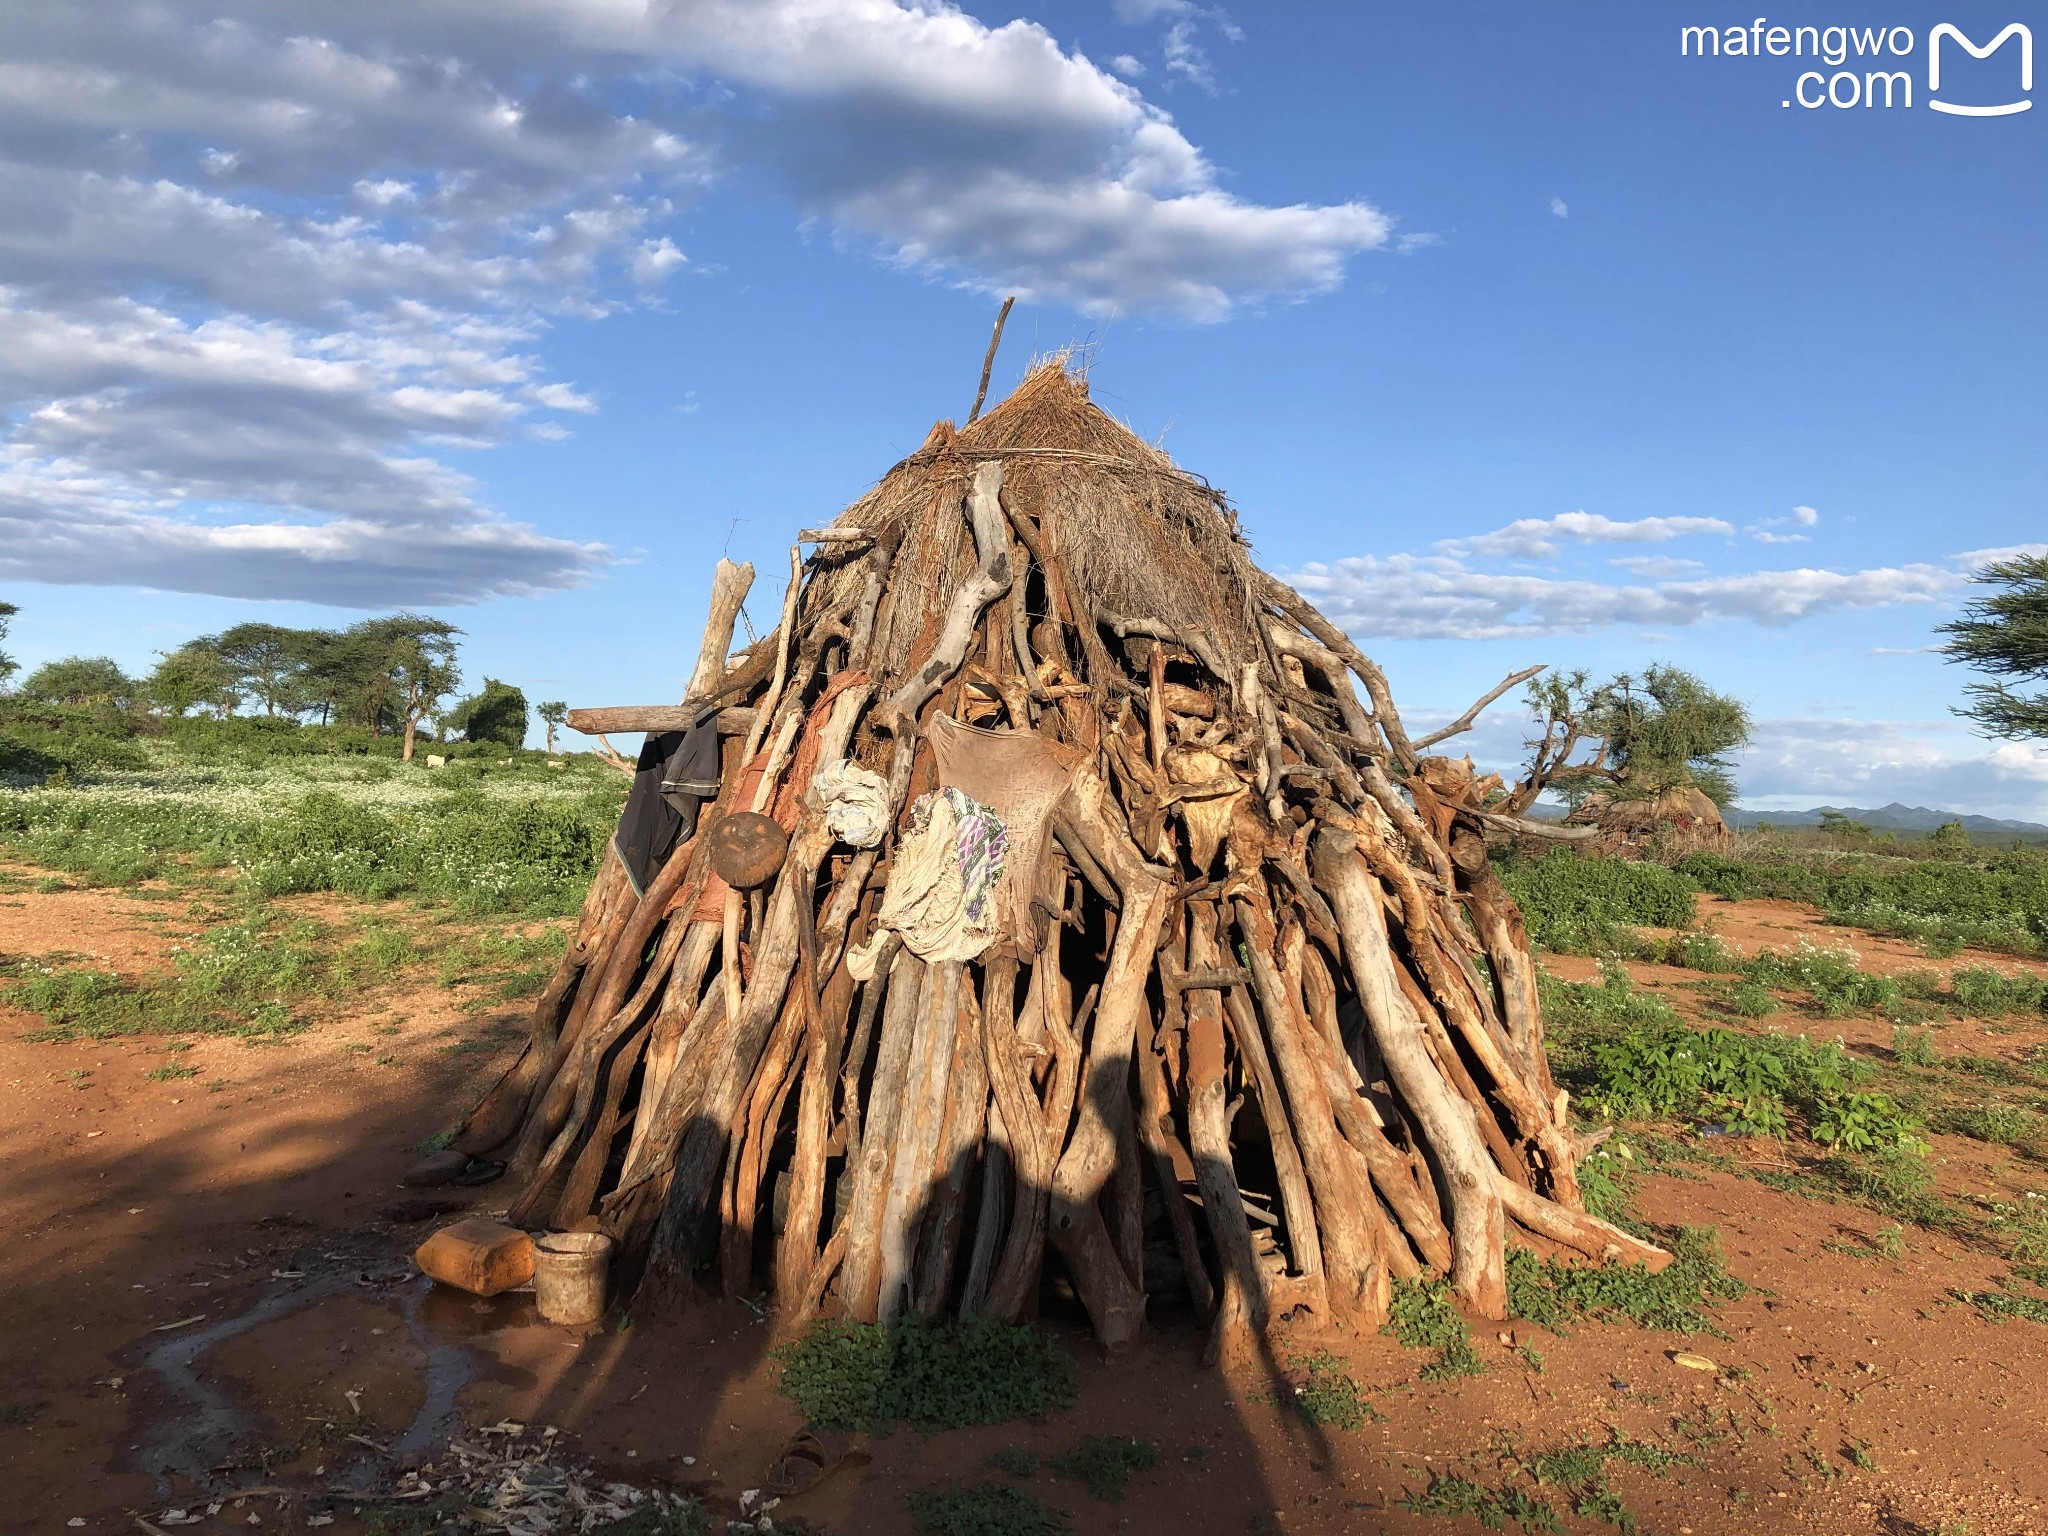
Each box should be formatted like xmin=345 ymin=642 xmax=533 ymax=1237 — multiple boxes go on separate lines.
xmin=3 ymin=885 xmax=2047 ymax=1535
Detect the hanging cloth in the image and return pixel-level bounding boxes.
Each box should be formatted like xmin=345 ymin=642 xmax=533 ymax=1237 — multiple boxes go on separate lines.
xmin=847 ymin=786 xmax=1008 ymax=978
xmin=613 ymin=710 xmax=722 ymax=896
xmin=927 ymin=715 xmax=1084 ymax=952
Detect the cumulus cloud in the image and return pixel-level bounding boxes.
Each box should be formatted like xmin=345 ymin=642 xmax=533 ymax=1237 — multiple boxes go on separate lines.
xmin=1548 ymin=195 xmax=1568 ymax=219
xmin=1747 ymin=504 xmax=1820 ymax=543
xmin=0 ymin=0 xmax=1389 ymax=604
xmin=1438 ymin=511 xmax=1734 ymax=561
xmin=1292 ymin=555 xmax=1957 ymax=641
xmin=1608 ymin=555 xmax=1706 ymax=578
xmin=1737 ymin=717 xmax=2048 ymax=821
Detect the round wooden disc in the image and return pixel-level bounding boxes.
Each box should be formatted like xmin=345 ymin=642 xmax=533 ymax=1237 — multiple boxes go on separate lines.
xmin=707 ymin=811 xmax=789 ymax=890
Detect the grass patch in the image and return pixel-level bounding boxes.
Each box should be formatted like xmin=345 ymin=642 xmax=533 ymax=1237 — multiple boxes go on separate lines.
xmin=1495 ymin=848 xmax=1696 ymax=954
xmin=1047 ymin=1435 xmax=1158 ymax=1502
xmin=1386 ymin=1276 xmax=1485 ymax=1380
xmin=1289 ymin=1350 xmax=1380 ymax=1430
xmin=1507 ymin=1226 xmax=1747 ymax=1336
xmin=773 ymin=1315 xmax=1075 ymax=1433
xmin=1953 ymin=1288 xmax=2048 ymax=1325
xmin=906 ymin=1482 xmax=1069 ymax=1536
xmin=1401 ymin=1472 xmax=1561 ymax=1532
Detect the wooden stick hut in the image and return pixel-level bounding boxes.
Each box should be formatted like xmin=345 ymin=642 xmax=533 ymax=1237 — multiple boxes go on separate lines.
xmin=453 ymin=360 xmax=1667 ymax=1357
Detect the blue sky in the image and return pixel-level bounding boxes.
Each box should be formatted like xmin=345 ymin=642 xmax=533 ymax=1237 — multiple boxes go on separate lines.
xmin=2 ymin=2 xmax=2042 ymax=813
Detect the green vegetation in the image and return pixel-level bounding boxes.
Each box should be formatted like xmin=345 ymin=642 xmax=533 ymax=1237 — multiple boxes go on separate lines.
xmin=1494 ymin=848 xmax=1696 ymax=953
xmin=1402 ymin=1427 xmax=1688 ymax=1534
xmin=4 ymin=900 xmax=563 ymax=1043
xmin=1676 ymin=846 xmax=2048 ymax=957
xmin=1506 ymin=1227 xmax=1747 ymax=1337
xmin=907 ymin=1483 xmax=1069 ymax=1536
xmin=1400 ymin=1472 xmax=1562 ymax=1533
xmin=1386 ymin=1275 xmax=1485 ymax=1380
xmin=1508 ymin=663 xmax=1752 ymax=812
xmin=1940 ymin=550 xmax=2048 ymax=742
xmin=773 ymin=1316 xmax=1076 ymax=1433
xmin=0 ymin=747 xmax=622 ymax=915
xmin=1288 ymin=1350 xmax=1379 ymax=1429
xmin=1542 ymin=962 xmax=1931 ymax=1155
xmin=1047 ymin=1435 xmax=1158 ymax=1502
xmin=1953 ymin=1287 xmax=2048 ymax=1325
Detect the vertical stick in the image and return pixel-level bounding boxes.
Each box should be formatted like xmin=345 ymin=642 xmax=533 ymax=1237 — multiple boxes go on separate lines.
xmin=967 ymin=296 xmax=1016 ymax=424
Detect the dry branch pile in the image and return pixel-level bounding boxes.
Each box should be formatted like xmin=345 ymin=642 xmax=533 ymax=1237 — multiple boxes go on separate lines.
xmin=453 ymin=362 xmax=1666 ymax=1357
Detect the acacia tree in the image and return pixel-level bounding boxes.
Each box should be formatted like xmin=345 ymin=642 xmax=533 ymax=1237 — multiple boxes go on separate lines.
xmin=348 ymin=614 xmax=461 ymax=760
xmin=1504 ymin=663 xmax=1751 ymax=812
xmin=21 ymin=656 xmax=138 ymax=709
xmin=1941 ymin=552 xmax=2048 ymax=740
xmin=0 ymin=600 xmax=17 ymax=690
xmin=537 ymin=699 xmax=567 ymax=754
xmin=209 ymin=623 xmax=309 ymax=717
xmin=146 ymin=642 xmax=237 ymax=718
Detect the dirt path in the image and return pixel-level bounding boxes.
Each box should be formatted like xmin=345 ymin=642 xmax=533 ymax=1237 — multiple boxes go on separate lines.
xmin=3 ymin=887 xmax=2046 ymax=1534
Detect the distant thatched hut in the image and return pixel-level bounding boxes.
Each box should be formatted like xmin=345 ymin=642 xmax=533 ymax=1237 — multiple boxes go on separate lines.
xmin=1566 ymin=784 xmax=1730 ymax=853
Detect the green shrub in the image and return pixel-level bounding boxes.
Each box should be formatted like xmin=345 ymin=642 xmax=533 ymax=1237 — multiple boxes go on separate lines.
xmin=1949 ymin=1104 xmax=2036 ymax=1146
xmin=1949 ymin=967 xmax=2048 ymax=1017
xmin=1495 ymin=848 xmax=1697 ymax=954
xmin=907 ymin=1483 xmax=1069 ymax=1536
xmin=773 ymin=1316 xmax=1075 ymax=1432
xmin=1811 ymin=1091 xmax=1927 ymax=1154
xmin=1507 ymin=1226 xmax=1746 ymax=1336
xmin=1386 ymin=1276 xmax=1484 ymax=1379
xmin=1047 ymin=1436 xmax=1158 ymax=1502
xmin=1289 ymin=1351 xmax=1378 ymax=1430
xmin=1891 ymin=1026 xmax=1939 ymax=1067
xmin=1401 ymin=1473 xmax=1561 ymax=1533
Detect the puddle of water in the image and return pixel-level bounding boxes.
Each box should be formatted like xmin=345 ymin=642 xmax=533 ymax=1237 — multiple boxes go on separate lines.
xmin=124 ymin=1242 xmax=543 ymax=1494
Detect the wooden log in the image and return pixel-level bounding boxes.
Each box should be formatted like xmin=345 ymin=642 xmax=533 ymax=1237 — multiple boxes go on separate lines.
xmin=1313 ymin=829 xmax=1507 ymax=1318
xmin=1136 ymin=1027 xmax=1216 ymax=1318
xmin=685 ymin=558 xmax=756 ymax=707
xmin=1234 ymin=898 xmax=1387 ymax=1324
xmin=1219 ymin=977 xmax=1325 ymax=1309
xmin=644 ymin=814 xmax=830 ymax=1289
xmin=1047 ymin=872 xmax=1167 ymax=1353
xmin=455 ymin=845 xmax=632 ymax=1155
xmin=565 ymin=705 xmax=756 ymax=738
xmin=776 ymin=955 xmax=856 ymax=1306
xmin=879 ymin=461 xmax=1013 ymax=802
xmin=914 ymin=967 xmax=990 ymax=1316
xmin=879 ymin=960 xmax=962 ymax=1323
xmin=1183 ymin=906 xmax=1265 ymax=1360
xmin=983 ymin=933 xmax=1081 ymax=1319
xmin=1496 ymin=1178 xmax=1670 ymax=1272
xmin=836 ymin=949 xmax=925 ymax=1320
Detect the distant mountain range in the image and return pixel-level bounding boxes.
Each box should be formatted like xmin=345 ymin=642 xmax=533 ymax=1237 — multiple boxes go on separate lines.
xmin=1727 ymin=803 xmax=2048 ymax=840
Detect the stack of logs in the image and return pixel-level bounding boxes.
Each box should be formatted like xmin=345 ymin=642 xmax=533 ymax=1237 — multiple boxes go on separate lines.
xmin=453 ymin=363 xmax=1667 ymax=1358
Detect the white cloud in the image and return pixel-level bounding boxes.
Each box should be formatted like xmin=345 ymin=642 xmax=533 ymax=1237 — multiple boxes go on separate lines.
xmin=1736 ymin=717 xmax=2048 ymax=821
xmin=1109 ymin=54 xmax=1146 ymax=77
xmin=1954 ymin=542 xmax=2048 ymax=571
xmin=1289 ymin=550 xmax=1960 ymax=642
xmin=1548 ymin=195 xmax=1568 ymax=219
xmin=1608 ymin=554 xmax=1706 ymax=578
xmin=0 ymin=0 xmax=1389 ymax=604
xmin=1438 ymin=511 xmax=1733 ymax=560
xmin=1748 ymin=504 xmax=1820 ymax=543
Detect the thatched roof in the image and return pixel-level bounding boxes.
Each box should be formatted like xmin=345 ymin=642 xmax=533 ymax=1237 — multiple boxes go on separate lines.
xmin=812 ymin=362 xmax=1265 ymax=686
